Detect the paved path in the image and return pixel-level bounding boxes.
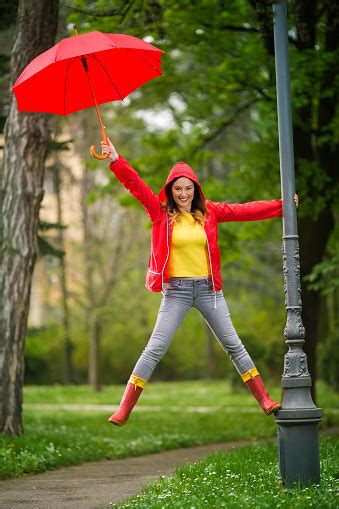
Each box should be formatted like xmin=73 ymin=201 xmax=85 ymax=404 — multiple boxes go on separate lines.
xmin=0 ymin=438 xmax=266 ymax=509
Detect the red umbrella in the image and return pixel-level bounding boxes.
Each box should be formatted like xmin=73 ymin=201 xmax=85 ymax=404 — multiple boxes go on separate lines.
xmin=12 ymin=27 xmax=163 ymax=159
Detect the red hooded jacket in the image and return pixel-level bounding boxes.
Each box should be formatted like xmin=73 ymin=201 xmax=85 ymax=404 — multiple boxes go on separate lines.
xmin=110 ymin=156 xmax=282 ymax=292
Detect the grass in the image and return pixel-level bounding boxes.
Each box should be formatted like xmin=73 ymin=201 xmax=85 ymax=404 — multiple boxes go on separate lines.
xmin=0 ymin=410 xmax=277 ymax=479
xmin=114 ymin=437 xmax=339 ymax=509
xmin=24 ymin=379 xmax=339 ymax=409
xmin=0 ymin=380 xmax=338 ymax=480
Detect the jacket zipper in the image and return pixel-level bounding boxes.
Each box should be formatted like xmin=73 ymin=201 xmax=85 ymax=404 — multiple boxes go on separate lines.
xmin=150 ymin=238 xmax=158 ymax=272
xmin=161 ymin=214 xmax=171 ymax=303
xmin=203 ymin=225 xmax=217 ymax=308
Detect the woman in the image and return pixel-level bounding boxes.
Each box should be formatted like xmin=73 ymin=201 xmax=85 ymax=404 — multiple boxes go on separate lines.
xmin=101 ymin=138 xmax=298 ymax=426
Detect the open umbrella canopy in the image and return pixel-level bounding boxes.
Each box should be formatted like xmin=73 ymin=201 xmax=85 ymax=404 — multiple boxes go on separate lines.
xmin=13 ymin=31 xmax=163 ymax=116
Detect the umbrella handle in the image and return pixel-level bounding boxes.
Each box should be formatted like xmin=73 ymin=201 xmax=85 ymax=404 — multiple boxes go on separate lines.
xmin=90 ymin=121 xmax=109 ymax=160
xmin=90 ymin=143 xmax=109 ymax=160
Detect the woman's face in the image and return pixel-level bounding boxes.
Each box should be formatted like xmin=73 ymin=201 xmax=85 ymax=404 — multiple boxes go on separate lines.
xmin=171 ymin=177 xmax=194 ymax=213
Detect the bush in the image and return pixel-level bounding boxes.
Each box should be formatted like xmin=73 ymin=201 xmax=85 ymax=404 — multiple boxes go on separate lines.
xmin=25 ymin=324 xmax=88 ymax=384
xmin=25 ymin=325 xmax=64 ymax=384
xmin=318 ymin=328 xmax=339 ymax=391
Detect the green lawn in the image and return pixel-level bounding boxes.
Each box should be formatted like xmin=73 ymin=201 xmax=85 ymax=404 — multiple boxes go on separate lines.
xmin=24 ymin=379 xmax=339 ymax=409
xmin=114 ymin=437 xmax=339 ymax=508
xmin=0 ymin=380 xmax=337 ymax=479
xmin=0 ymin=410 xmax=278 ymax=479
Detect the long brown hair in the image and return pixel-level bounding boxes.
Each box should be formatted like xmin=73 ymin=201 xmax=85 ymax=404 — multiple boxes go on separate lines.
xmin=165 ymin=178 xmax=207 ymax=226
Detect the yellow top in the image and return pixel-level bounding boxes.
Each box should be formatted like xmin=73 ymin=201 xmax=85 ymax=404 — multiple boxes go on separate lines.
xmin=168 ymin=213 xmax=210 ymax=277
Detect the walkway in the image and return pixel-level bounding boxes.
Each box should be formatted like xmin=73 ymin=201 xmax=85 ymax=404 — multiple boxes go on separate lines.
xmin=0 ymin=438 xmax=267 ymax=509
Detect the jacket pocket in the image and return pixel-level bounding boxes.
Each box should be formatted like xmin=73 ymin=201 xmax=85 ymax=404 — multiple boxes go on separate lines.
xmin=146 ymin=269 xmax=162 ymax=291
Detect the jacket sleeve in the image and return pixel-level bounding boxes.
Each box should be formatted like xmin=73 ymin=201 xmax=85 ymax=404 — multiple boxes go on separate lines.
xmin=110 ymin=156 xmax=161 ymax=222
xmin=212 ymin=199 xmax=282 ymax=222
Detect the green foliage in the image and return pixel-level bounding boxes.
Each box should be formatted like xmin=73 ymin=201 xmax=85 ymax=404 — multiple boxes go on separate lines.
xmin=0 ymin=0 xmax=18 ymax=31
xmin=305 ymin=255 xmax=339 ymax=295
xmin=37 ymin=236 xmax=64 ymax=259
xmin=116 ymin=438 xmax=339 ymax=508
xmin=37 ymin=220 xmax=67 ymax=259
xmin=0 ymin=53 xmax=9 ymax=75
xmin=25 ymin=325 xmax=65 ymax=384
xmin=39 ymin=221 xmax=66 ymax=232
xmin=318 ymin=331 xmax=339 ymax=392
xmin=25 ymin=324 xmax=87 ymax=384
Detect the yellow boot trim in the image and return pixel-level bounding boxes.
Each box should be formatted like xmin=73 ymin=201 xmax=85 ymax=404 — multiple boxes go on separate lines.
xmin=129 ymin=373 xmax=147 ymax=390
xmin=241 ymin=368 xmax=260 ymax=383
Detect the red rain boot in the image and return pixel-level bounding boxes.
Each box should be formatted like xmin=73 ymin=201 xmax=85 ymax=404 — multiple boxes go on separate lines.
xmin=243 ymin=369 xmax=281 ymax=415
xmin=108 ymin=379 xmax=144 ymax=426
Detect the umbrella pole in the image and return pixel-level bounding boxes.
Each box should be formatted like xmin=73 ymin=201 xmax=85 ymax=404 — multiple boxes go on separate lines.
xmin=88 ymin=77 xmax=109 ymax=159
xmin=80 ymin=54 xmax=109 ymax=160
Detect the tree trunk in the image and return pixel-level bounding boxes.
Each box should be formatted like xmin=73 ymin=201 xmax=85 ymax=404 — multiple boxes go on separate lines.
xmin=54 ymin=164 xmax=74 ymax=384
xmin=80 ymin=160 xmax=99 ymax=390
xmin=299 ymin=210 xmax=334 ymax=402
xmin=88 ymin=319 xmax=102 ymax=392
xmin=0 ymin=0 xmax=59 ymax=435
xmin=292 ymin=1 xmax=338 ymax=401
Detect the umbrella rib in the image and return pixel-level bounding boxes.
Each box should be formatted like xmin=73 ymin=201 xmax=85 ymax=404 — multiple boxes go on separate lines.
xmin=123 ymin=47 xmax=163 ymax=76
xmin=89 ymin=53 xmax=125 ymax=102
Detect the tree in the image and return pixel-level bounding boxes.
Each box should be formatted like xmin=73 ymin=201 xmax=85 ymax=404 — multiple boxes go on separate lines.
xmin=249 ymin=0 xmax=338 ymax=400
xmin=54 ymin=156 xmax=75 ymax=384
xmin=38 ymin=137 xmax=75 ymax=384
xmin=0 ymin=0 xmax=59 ymax=435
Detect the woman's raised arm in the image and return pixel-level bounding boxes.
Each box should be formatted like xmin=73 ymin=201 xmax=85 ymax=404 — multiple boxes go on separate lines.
xmin=101 ymin=138 xmax=161 ymax=222
xmin=212 ymin=194 xmax=298 ymax=223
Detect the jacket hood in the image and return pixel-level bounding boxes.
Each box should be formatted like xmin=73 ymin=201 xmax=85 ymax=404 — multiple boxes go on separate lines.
xmin=158 ymin=162 xmax=205 ymax=203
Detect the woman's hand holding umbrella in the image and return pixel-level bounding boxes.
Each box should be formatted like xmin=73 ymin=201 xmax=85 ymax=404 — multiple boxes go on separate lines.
xmin=101 ymin=138 xmax=119 ymax=162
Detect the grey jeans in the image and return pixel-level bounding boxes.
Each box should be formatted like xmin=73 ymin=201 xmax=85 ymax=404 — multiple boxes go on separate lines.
xmin=133 ymin=277 xmax=255 ymax=381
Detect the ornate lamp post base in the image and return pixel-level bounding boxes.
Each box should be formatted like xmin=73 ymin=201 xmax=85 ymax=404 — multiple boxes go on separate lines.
xmin=276 ymin=419 xmax=321 ymax=486
xmin=275 ymin=378 xmax=322 ymax=486
xmin=273 ymin=234 xmax=322 ymax=486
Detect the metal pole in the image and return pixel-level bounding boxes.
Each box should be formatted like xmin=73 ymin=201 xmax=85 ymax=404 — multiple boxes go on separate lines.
xmin=272 ymin=0 xmax=322 ymax=487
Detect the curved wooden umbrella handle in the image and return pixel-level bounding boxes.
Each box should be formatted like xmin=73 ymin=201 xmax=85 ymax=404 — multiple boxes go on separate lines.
xmin=90 ymin=143 xmax=109 ymax=160
xmin=87 ymin=81 xmax=109 ymax=160
xmin=90 ymin=119 xmax=109 ymax=160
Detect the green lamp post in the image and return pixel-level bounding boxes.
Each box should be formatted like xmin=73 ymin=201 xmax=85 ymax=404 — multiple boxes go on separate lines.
xmin=272 ymin=0 xmax=322 ymax=486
